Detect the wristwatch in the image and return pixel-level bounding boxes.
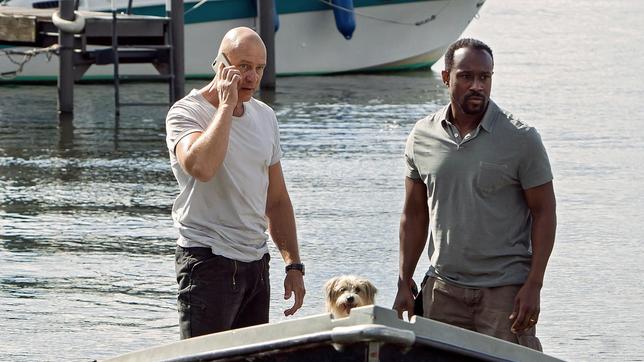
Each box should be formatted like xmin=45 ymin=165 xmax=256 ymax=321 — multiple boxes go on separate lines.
xmin=285 ymin=263 xmax=305 ymax=276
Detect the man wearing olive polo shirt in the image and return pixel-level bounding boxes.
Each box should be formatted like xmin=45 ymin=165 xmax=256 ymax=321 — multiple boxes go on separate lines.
xmin=393 ymin=38 xmax=557 ymax=351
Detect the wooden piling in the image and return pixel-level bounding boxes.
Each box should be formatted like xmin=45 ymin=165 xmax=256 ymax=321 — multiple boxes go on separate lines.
xmin=112 ymin=2 xmax=121 ymax=117
xmin=169 ymin=0 xmax=185 ymax=101
xmin=258 ymin=0 xmax=276 ymax=90
xmin=57 ymin=0 xmax=75 ymax=122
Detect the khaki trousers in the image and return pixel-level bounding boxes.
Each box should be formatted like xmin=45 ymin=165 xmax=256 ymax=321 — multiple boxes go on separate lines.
xmin=421 ymin=276 xmax=542 ymax=351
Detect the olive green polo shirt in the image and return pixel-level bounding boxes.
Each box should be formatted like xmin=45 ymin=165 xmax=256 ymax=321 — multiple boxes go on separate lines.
xmin=405 ymin=100 xmax=553 ymax=288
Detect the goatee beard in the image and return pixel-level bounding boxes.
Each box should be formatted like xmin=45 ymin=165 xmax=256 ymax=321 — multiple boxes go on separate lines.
xmin=462 ymin=103 xmax=486 ymax=115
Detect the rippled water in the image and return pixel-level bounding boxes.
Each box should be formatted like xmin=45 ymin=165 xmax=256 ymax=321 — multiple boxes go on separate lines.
xmin=2 ymin=0 xmax=644 ymax=361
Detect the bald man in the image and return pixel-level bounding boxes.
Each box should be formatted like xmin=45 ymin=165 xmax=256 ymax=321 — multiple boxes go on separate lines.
xmin=166 ymin=27 xmax=305 ymax=339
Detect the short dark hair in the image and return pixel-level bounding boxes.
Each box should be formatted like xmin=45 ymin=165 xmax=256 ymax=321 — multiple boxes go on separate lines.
xmin=444 ymin=38 xmax=493 ymax=71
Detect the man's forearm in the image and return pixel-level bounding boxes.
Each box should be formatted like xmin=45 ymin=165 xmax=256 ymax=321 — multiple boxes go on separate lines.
xmin=526 ymin=210 xmax=556 ymax=286
xmin=267 ymin=197 xmax=300 ymax=264
xmin=398 ymin=178 xmax=430 ymax=288
xmin=398 ymin=214 xmax=428 ymax=287
xmin=182 ymin=106 xmax=234 ymax=181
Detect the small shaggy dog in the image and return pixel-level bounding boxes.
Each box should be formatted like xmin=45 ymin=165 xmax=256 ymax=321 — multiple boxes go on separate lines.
xmin=324 ymin=275 xmax=377 ymax=318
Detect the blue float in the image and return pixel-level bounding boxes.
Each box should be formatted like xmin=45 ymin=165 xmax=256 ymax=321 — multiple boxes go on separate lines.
xmin=332 ymin=0 xmax=356 ymax=39
xmin=273 ymin=0 xmax=280 ymax=32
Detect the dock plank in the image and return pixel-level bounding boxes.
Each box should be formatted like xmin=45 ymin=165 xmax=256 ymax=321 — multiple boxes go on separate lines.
xmin=0 ymin=14 xmax=36 ymax=43
xmin=0 ymin=6 xmax=169 ymax=47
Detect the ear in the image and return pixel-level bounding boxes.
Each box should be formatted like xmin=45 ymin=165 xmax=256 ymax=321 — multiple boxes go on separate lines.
xmin=324 ymin=277 xmax=338 ymax=299
xmin=362 ymin=280 xmax=377 ymax=301
xmin=441 ymin=70 xmax=450 ymax=86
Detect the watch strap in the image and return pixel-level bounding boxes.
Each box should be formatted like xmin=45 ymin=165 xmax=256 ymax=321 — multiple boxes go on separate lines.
xmin=285 ymin=263 xmax=305 ymax=276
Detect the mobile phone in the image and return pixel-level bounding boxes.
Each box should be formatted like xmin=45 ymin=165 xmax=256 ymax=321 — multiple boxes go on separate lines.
xmin=211 ymin=52 xmax=231 ymax=73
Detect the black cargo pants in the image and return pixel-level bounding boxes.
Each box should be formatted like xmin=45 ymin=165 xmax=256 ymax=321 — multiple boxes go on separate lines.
xmin=175 ymin=246 xmax=270 ymax=339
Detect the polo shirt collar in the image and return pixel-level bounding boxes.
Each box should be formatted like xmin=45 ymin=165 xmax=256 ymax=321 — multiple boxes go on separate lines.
xmin=479 ymin=100 xmax=499 ymax=132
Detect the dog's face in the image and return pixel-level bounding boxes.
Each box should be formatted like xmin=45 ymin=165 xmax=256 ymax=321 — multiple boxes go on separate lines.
xmin=324 ymin=275 xmax=377 ymax=318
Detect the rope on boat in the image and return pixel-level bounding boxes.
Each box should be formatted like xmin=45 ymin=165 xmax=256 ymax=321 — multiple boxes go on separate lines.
xmin=317 ymin=0 xmax=450 ymax=26
xmin=0 ymin=45 xmax=59 ymax=79
xmin=184 ymin=0 xmax=209 ymax=15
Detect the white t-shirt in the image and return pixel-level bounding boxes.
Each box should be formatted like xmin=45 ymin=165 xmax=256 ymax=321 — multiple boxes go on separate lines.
xmin=165 ymin=89 xmax=282 ymax=262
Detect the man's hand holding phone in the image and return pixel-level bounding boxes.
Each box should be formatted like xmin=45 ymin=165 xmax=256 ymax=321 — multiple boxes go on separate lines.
xmin=212 ymin=52 xmax=240 ymax=108
xmin=211 ymin=52 xmax=231 ymax=73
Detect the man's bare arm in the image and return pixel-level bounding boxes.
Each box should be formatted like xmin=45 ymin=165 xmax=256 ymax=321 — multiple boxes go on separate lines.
xmin=393 ymin=177 xmax=429 ymax=318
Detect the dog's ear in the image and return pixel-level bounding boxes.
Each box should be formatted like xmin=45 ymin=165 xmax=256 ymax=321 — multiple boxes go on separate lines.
xmin=324 ymin=277 xmax=338 ymax=301
xmin=324 ymin=277 xmax=341 ymax=314
xmin=362 ymin=279 xmax=377 ymax=302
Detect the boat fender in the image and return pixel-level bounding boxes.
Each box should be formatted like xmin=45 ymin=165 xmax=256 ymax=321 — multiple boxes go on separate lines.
xmin=273 ymin=0 xmax=280 ymax=32
xmin=52 ymin=10 xmax=86 ymax=34
xmin=332 ymin=0 xmax=356 ymax=39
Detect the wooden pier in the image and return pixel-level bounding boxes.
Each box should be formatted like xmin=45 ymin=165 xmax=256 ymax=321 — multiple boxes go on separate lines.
xmin=0 ymin=1 xmax=185 ymax=121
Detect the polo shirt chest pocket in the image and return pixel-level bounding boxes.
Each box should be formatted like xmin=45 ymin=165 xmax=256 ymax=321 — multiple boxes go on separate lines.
xmin=476 ymin=161 xmax=510 ymax=194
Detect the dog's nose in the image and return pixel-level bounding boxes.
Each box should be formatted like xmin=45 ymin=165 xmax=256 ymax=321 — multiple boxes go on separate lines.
xmin=347 ymin=296 xmax=354 ymax=303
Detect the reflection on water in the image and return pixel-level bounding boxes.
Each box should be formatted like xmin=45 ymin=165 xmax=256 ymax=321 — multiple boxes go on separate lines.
xmin=0 ymin=72 xmax=449 ymax=361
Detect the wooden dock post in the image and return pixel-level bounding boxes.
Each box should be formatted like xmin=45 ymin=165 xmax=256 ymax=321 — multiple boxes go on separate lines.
xmin=258 ymin=0 xmax=276 ymax=90
xmin=57 ymin=0 xmax=75 ymax=122
xmin=169 ymin=0 xmax=185 ymax=101
xmin=111 ymin=1 xmax=121 ymax=117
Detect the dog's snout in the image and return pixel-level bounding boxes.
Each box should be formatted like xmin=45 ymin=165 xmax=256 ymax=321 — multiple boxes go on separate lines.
xmin=346 ymin=295 xmax=354 ymax=303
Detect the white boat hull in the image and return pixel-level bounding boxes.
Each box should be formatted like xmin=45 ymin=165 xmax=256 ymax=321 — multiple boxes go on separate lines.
xmin=102 ymin=306 xmax=564 ymax=362
xmin=0 ymin=0 xmax=484 ymax=81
